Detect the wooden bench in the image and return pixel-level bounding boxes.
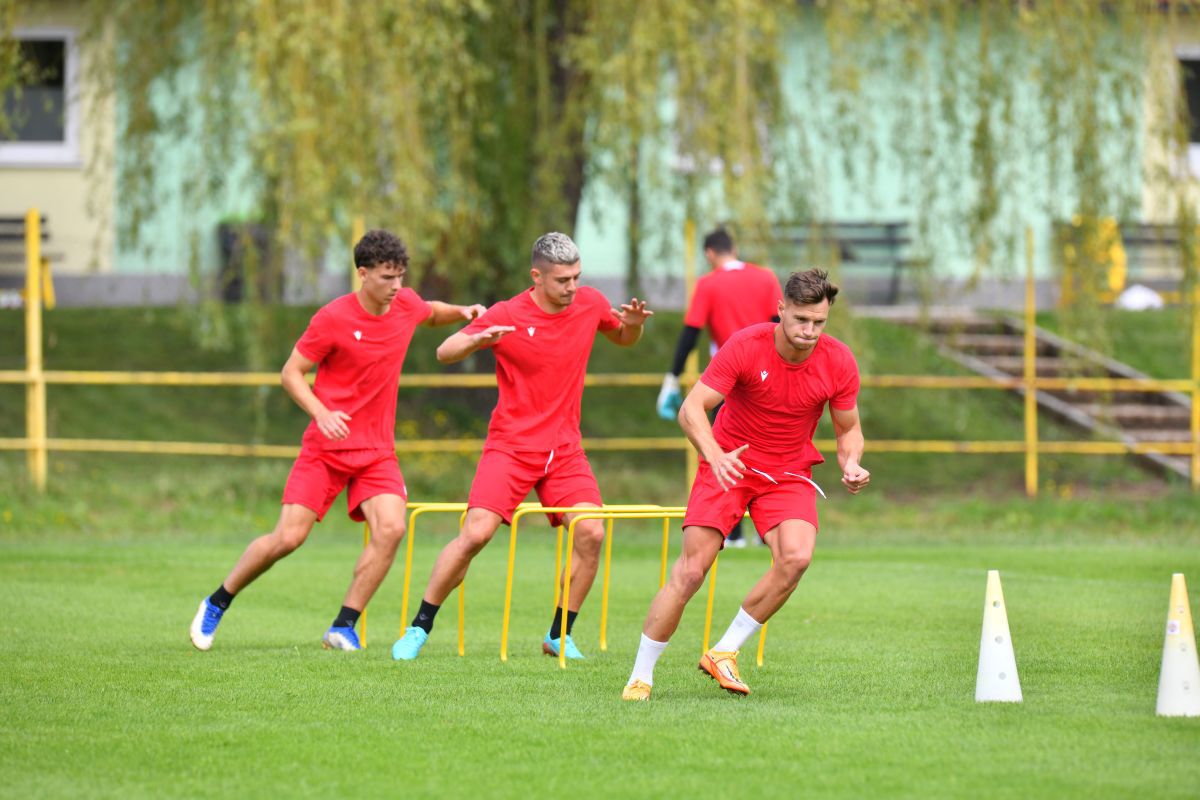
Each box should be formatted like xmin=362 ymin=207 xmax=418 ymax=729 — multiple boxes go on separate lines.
xmin=0 ymin=215 xmax=57 ymax=303
xmin=765 ymin=220 xmax=913 ymax=303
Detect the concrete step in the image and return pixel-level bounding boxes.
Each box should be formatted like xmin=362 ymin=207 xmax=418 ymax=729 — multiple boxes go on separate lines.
xmin=982 ymin=356 xmax=1074 ymax=376
xmin=941 ymin=333 xmax=1055 ymax=356
xmin=1073 ymin=403 xmax=1191 ymax=427
xmin=1124 ymin=429 xmax=1195 ymax=443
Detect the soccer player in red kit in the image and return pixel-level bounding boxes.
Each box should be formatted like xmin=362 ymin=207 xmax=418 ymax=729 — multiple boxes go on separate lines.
xmin=190 ymin=230 xmax=486 ymax=652
xmin=623 ymin=268 xmax=869 ymax=700
xmin=656 ymin=227 xmax=782 ymax=546
xmin=392 ymin=232 xmax=653 ymax=662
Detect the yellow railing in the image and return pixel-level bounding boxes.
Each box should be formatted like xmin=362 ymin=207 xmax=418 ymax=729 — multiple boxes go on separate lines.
xmin=5 ymin=219 xmax=1200 ymax=496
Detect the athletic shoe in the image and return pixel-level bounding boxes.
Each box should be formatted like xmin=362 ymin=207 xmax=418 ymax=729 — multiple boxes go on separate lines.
xmin=189 ymin=598 xmax=225 ymax=651
xmin=542 ymin=632 xmax=585 ymax=660
xmin=322 ymin=625 xmax=361 ymax=651
xmin=698 ymin=649 xmax=750 ymax=695
xmin=391 ymin=626 xmax=428 ymax=661
xmin=725 ymin=537 xmax=748 ymax=549
xmin=622 ymin=680 xmax=652 ymax=701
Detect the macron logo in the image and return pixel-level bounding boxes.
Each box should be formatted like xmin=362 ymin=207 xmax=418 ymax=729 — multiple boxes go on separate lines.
xmin=527 ymin=327 xmax=536 ymax=337
xmin=353 ymin=330 xmax=362 ymax=341
xmin=760 ymin=370 xmax=768 ymax=382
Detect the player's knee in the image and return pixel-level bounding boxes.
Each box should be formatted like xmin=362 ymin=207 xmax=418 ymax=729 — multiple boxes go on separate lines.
xmin=575 ymin=520 xmax=605 ymax=551
xmin=777 ymin=551 xmax=812 ymax=587
xmin=274 ymin=525 xmax=310 ymax=555
xmin=673 ymin=561 xmax=708 ymax=596
xmin=460 ymin=521 xmax=496 ymax=554
xmin=371 ymin=518 xmax=406 ymax=549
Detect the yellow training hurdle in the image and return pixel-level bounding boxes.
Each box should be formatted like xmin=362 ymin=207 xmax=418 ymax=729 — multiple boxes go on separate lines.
xmin=390 ymin=502 xmax=772 ymax=668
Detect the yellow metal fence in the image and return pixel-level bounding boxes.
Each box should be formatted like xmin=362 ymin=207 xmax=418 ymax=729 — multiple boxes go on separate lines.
xmin=4 ymin=216 xmax=1199 ymax=495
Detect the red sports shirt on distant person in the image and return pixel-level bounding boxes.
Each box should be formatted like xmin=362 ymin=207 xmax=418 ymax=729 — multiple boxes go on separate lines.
xmin=684 ymin=261 xmax=782 ymax=349
xmin=295 ymin=289 xmax=432 ymax=451
xmin=463 ymin=286 xmax=620 ymax=454
xmin=699 ymin=322 xmax=860 ymax=473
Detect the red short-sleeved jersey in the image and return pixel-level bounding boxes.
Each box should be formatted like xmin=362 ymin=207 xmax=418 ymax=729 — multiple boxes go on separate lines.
xmin=684 ymin=261 xmax=782 ymax=349
xmin=699 ymin=322 xmax=859 ymax=472
xmin=295 ymin=289 xmax=432 ymax=451
xmin=463 ymin=286 xmax=619 ymax=454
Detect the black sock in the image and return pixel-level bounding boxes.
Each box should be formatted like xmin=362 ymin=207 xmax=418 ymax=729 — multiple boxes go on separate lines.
xmin=548 ymin=608 xmax=579 ymax=640
xmin=412 ymin=600 xmax=440 ymax=634
xmin=209 ymin=584 xmax=235 ymax=610
xmin=332 ymin=605 xmax=361 ymax=629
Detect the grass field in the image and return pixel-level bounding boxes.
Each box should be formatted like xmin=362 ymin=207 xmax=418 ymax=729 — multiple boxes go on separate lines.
xmin=2 ymin=477 xmax=1199 ymax=798
xmin=2 ymin=304 xmax=1199 ymax=797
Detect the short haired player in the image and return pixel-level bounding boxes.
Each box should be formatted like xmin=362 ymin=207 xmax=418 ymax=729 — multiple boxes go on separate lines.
xmin=189 ymin=229 xmax=486 ymax=652
xmin=623 ymin=268 xmax=869 ymax=700
xmin=393 ymin=232 xmax=653 ymax=662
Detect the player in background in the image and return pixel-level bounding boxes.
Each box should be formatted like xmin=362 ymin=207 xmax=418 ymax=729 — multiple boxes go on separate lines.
xmin=656 ymin=227 xmax=782 ymax=546
xmin=393 ymin=232 xmax=652 ymax=662
xmin=190 ymin=229 xmax=486 ymax=652
xmin=624 ymin=268 xmax=869 ymax=700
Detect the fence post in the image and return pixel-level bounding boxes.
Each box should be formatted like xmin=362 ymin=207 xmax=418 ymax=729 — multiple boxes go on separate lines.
xmin=1024 ymin=226 xmax=1038 ymax=498
xmin=1192 ymin=285 xmax=1199 ymax=491
xmin=24 ymin=209 xmax=47 ymax=492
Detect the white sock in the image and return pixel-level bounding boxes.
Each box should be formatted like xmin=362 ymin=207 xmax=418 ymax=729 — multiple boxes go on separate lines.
xmin=713 ymin=607 xmax=762 ymax=653
xmin=628 ymin=633 xmax=669 ymax=686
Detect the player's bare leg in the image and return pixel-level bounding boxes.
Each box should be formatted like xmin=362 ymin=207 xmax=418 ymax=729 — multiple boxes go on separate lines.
xmin=545 ymin=505 xmax=605 ymax=659
xmin=343 ymin=493 xmax=408 ymax=610
xmin=190 ymin=503 xmax=318 ymax=650
xmin=393 ymin=507 xmax=502 ymax=660
xmin=623 ymin=526 xmax=723 ymax=697
xmin=738 ymin=519 xmax=816 ymax=623
xmin=699 ymin=520 xmax=816 ymax=694
xmin=224 ymin=503 xmax=320 ymax=593
xmin=318 ymin=493 xmax=408 ymax=651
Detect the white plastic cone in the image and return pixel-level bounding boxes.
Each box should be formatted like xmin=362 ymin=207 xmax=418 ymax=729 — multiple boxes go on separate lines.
xmin=1156 ymin=573 xmax=1200 ymax=717
xmin=975 ymin=569 xmax=1022 ymax=703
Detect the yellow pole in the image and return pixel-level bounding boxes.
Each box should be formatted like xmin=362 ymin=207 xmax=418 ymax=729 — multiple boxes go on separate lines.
xmin=683 ymin=219 xmax=699 ymax=489
xmin=350 ymin=216 xmax=365 ymax=291
xmin=25 ymin=209 xmax=46 ymax=491
xmin=659 ymin=517 xmax=670 ymax=588
xmin=755 ymin=555 xmax=772 ymax=667
xmin=599 ymin=517 xmax=613 ymax=652
xmin=702 ymin=555 xmax=718 ymax=653
xmin=400 ymin=507 xmax=420 ymax=635
xmin=360 ymin=524 xmax=370 ymax=648
xmin=553 ymin=524 xmax=564 ymax=608
xmin=559 ymin=519 xmax=575 ymax=670
xmin=457 ymin=579 xmax=465 ymax=656
xmin=500 ymin=517 xmax=521 ymax=663
xmin=1024 ymin=226 xmax=1038 ymax=498
xmin=1192 ymin=285 xmax=1200 ymax=491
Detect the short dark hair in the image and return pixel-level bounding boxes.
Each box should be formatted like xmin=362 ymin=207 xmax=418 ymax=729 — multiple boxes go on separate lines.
xmin=784 ymin=268 xmax=839 ymax=306
xmin=354 ymin=229 xmax=409 ymax=269
xmin=703 ymin=227 xmax=735 ymax=254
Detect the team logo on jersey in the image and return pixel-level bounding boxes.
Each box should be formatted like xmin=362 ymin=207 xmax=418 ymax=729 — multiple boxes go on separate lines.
xmin=527 ymin=327 xmax=536 ymax=337
xmin=353 ymin=330 xmax=362 ymax=341
xmin=760 ymin=370 xmax=768 ymax=382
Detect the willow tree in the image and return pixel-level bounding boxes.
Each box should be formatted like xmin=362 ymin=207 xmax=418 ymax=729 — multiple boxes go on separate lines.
xmin=0 ymin=1 xmax=1194 ymax=341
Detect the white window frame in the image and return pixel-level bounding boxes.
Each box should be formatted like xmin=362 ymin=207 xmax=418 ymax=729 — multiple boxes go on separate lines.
xmin=1176 ymin=45 xmax=1200 ymax=178
xmin=0 ymin=26 xmax=81 ymax=167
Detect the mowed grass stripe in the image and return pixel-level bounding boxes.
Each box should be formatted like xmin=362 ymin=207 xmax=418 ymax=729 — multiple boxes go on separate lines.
xmin=2 ymin=524 xmax=1198 ymax=799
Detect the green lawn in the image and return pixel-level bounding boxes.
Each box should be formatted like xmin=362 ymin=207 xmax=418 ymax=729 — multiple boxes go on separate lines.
xmin=2 ymin=483 xmax=1199 ymax=798
xmin=2 ymin=304 xmax=1199 ymax=796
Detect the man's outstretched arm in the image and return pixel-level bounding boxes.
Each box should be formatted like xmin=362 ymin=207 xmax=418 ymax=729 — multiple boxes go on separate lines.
xmin=830 ymin=405 xmax=869 ymax=494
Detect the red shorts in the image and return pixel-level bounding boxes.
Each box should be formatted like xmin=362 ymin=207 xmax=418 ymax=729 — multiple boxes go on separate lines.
xmin=282 ymin=447 xmax=407 ymax=522
xmin=467 ymin=444 xmax=602 ymax=527
xmin=683 ymin=461 xmax=821 ymax=541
